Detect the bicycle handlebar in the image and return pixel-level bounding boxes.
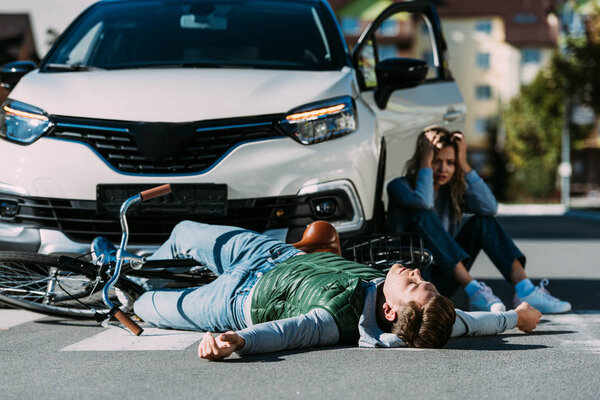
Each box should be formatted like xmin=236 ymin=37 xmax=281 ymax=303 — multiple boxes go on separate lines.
xmin=139 ymin=184 xmax=171 ymax=201
xmin=113 ymin=309 xmax=144 ymax=336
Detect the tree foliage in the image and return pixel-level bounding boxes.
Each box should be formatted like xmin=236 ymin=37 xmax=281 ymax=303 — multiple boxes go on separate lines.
xmin=502 ymin=4 xmax=599 ymax=201
xmin=502 ymin=55 xmax=566 ymax=200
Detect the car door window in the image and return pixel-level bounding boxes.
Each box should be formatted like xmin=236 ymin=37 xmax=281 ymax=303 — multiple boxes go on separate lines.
xmin=410 ymin=15 xmax=439 ymax=80
xmin=357 ymin=39 xmax=377 ymax=88
xmin=354 ymin=9 xmax=443 ymax=89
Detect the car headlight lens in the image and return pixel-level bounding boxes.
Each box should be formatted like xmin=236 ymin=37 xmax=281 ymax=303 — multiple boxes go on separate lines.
xmin=0 ymin=99 xmax=53 ymax=144
xmin=279 ymin=96 xmax=357 ymax=145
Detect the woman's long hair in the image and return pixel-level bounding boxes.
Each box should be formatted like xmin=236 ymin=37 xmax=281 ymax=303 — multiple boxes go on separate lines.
xmin=404 ymin=126 xmax=466 ymax=222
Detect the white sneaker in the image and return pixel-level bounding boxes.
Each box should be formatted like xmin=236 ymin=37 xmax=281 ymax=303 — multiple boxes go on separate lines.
xmin=513 ymin=279 xmax=571 ymax=314
xmin=468 ymin=281 xmax=506 ymax=312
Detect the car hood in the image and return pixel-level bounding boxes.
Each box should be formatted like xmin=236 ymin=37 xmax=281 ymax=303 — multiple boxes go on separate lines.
xmin=10 ymin=67 xmax=356 ymax=122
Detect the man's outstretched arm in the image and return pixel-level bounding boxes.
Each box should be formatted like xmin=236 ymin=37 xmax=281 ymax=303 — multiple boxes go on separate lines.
xmin=198 ymin=308 xmax=340 ymax=360
xmin=452 ymin=302 xmax=542 ymax=337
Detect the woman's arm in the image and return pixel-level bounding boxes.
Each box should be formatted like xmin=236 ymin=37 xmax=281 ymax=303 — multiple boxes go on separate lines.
xmin=387 ymin=131 xmax=438 ymax=210
xmin=198 ymin=309 xmax=340 ymax=360
xmin=463 ymin=171 xmax=498 ymax=215
xmin=453 ymin=132 xmax=497 ymax=215
xmin=387 ymin=170 xmax=435 ymax=210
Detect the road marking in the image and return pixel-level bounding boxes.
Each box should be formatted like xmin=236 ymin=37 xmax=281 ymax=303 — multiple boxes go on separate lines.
xmin=545 ymin=312 xmax=600 ymax=354
xmin=0 ymin=309 xmax=45 ymax=330
xmin=60 ymin=326 xmax=204 ymax=351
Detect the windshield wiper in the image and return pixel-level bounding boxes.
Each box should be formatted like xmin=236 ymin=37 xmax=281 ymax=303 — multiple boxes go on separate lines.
xmin=45 ymin=63 xmax=105 ymax=72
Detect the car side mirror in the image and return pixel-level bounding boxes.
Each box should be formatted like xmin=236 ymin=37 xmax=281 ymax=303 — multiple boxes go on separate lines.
xmin=374 ymin=58 xmax=428 ymax=109
xmin=0 ymin=61 xmax=37 ymax=91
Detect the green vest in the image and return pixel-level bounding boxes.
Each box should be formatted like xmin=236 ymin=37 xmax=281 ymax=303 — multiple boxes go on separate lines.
xmin=250 ymin=252 xmax=385 ymax=344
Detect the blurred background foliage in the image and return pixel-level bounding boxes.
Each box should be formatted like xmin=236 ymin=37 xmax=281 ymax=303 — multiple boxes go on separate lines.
xmin=502 ymin=1 xmax=599 ymax=202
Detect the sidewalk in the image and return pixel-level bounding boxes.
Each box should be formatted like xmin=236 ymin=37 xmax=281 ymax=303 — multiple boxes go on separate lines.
xmin=498 ymin=203 xmax=600 ymax=221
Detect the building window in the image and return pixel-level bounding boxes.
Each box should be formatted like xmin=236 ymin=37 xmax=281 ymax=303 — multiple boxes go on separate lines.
xmin=341 ymin=17 xmax=361 ymax=35
xmin=475 ymin=85 xmax=492 ymax=100
xmin=474 ymin=118 xmax=489 ymax=135
xmin=514 ymin=13 xmax=538 ymax=24
xmin=522 ymin=48 xmax=541 ymax=64
xmin=378 ymin=44 xmax=397 ymax=60
xmin=475 ymin=20 xmax=492 ymax=34
xmin=476 ymin=52 xmax=490 ymax=69
xmin=378 ymin=19 xmax=399 ymax=36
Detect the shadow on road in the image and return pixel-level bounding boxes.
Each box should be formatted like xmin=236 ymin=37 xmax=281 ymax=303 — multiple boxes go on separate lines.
xmin=34 ymin=319 xmax=102 ymax=328
xmin=445 ymin=335 xmax=549 ymax=351
xmin=450 ymin=279 xmax=600 ymax=311
xmin=227 ymin=347 xmax=337 ymax=363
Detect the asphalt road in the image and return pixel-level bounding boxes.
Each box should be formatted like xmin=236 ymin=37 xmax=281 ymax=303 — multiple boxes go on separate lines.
xmin=1 ymin=214 xmax=599 ymax=400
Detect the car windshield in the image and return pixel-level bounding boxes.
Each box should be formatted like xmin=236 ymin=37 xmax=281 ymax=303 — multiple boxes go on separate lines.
xmin=43 ymin=0 xmax=347 ymax=71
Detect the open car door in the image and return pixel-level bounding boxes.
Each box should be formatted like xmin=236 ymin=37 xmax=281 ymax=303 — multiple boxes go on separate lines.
xmin=352 ymin=1 xmax=466 ymax=183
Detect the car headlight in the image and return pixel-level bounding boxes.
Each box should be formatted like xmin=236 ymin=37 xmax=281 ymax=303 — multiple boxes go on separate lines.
xmin=0 ymin=99 xmax=53 ymax=144
xmin=278 ymin=96 xmax=357 ymax=145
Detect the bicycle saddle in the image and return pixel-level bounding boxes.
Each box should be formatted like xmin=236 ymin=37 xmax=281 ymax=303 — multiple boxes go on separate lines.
xmin=292 ymin=220 xmax=341 ymax=256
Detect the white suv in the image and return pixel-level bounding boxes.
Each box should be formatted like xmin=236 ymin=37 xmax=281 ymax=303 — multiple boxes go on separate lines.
xmin=0 ymin=0 xmax=464 ymax=254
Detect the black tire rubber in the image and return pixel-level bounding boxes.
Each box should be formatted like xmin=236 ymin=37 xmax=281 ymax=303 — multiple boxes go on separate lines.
xmin=0 ymin=251 xmax=141 ymax=319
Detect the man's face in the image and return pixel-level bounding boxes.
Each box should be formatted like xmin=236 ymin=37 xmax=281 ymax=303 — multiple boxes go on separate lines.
xmin=382 ymin=264 xmax=440 ymax=310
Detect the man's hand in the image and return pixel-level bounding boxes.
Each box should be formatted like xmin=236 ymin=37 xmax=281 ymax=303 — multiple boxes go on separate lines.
xmin=198 ymin=331 xmax=245 ymax=361
xmin=451 ymin=132 xmax=472 ymax=173
xmin=515 ymin=302 xmax=542 ymax=333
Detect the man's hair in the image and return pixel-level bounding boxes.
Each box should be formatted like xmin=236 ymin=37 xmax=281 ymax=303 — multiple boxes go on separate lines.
xmin=391 ymin=295 xmax=456 ymax=348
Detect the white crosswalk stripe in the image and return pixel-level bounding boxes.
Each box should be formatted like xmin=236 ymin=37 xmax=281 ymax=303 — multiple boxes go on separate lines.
xmin=0 ymin=309 xmax=45 ymax=330
xmin=547 ymin=311 xmax=600 ymax=354
xmin=60 ymin=325 xmax=204 ymax=351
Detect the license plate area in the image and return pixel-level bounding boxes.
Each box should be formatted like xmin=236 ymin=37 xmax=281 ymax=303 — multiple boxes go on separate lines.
xmin=96 ymin=183 xmax=227 ymax=216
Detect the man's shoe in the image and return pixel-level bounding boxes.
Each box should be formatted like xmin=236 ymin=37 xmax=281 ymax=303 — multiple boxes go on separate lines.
xmin=514 ymin=279 xmax=571 ymax=313
xmin=468 ymin=281 xmax=506 ymax=312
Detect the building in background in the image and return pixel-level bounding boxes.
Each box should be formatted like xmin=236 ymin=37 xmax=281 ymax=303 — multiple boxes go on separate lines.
xmin=434 ymin=0 xmax=560 ymax=176
xmin=0 ymin=14 xmax=38 ymax=103
xmin=0 ymin=0 xmax=96 ymax=102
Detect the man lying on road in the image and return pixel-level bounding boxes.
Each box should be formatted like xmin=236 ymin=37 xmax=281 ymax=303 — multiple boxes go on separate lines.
xmin=97 ymin=220 xmax=542 ymax=360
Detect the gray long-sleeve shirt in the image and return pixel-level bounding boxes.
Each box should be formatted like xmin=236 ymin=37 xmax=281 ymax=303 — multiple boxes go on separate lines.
xmin=236 ymin=278 xmax=518 ymax=354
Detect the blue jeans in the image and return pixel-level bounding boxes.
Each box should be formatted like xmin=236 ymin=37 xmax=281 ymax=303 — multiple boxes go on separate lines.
xmin=133 ymin=221 xmax=301 ymax=332
xmin=400 ymin=210 xmax=525 ymax=297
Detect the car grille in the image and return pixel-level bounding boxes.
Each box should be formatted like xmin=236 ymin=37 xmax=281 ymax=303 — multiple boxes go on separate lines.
xmin=8 ymin=190 xmax=353 ymax=244
xmin=48 ymin=115 xmax=286 ymax=175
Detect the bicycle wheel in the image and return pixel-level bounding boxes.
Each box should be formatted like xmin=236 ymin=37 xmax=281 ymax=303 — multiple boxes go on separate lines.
xmin=0 ymin=251 xmax=142 ymax=319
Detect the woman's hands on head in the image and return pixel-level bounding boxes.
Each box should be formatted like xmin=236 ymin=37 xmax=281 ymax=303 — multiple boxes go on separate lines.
xmin=420 ymin=130 xmax=439 ymax=168
xmin=198 ymin=331 xmax=245 ymax=361
xmin=451 ymin=132 xmax=472 ymax=173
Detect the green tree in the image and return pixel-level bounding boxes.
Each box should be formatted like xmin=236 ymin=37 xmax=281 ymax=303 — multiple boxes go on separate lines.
xmin=502 ymin=2 xmax=599 ymax=202
xmin=502 ymin=55 xmax=566 ymax=201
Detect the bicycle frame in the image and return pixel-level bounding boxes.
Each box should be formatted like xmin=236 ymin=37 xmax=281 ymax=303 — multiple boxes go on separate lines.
xmin=101 ymin=193 xmax=145 ymax=311
xmin=100 ymin=184 xmax=171 ymax=335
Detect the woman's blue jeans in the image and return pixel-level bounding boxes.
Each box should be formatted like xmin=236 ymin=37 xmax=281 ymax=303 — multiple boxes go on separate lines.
xmin=403 ymin=210 xmax=525 ymax=297
xmin=133 ymin=221 xmax=300 ymax=332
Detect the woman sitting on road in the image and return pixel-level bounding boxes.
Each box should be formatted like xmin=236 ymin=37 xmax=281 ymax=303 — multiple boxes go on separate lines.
xmin=386 ymin=126 xmax=571 ymax=314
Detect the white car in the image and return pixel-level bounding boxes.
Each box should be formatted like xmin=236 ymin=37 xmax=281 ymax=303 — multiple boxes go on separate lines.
xmin=0 ymin=0 xmax=464 ymax=254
